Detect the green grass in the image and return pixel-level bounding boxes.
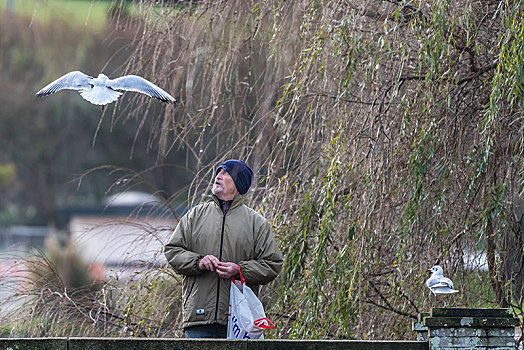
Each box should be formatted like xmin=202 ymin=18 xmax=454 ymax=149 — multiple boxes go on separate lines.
xmin=0 ymin=1 xmax=182 ymax=31
xmin=462 ymin=270 xmax=498 ymax=308
xmin=0 ymin=0 xmax=112 ymax=30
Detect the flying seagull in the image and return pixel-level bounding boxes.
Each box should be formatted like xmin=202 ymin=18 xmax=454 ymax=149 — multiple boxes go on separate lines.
xmin=36 ymin=71 xmax=176 ymax=109
xmin=426 ymin=265 xmax=458 ymax=307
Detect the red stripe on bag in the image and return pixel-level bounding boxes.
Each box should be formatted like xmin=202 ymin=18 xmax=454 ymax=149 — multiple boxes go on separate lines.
xmin=254 ymin=317 xmax=275 ymax=329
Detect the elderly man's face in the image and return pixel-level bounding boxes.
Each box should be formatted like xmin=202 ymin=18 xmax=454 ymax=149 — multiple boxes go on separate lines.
xmin=212 ymin=168 xmax=239 ymax=200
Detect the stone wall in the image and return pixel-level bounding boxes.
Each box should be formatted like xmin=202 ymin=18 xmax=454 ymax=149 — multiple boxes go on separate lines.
xmin=0 ymin=308 xmax=518 ymax=350
xmin=0 ymin=338 xmax=428 ymax=350
xmin=0 ymin=337 xmax=67 ymax=350
xmin=421 ymin=308 xmax=519 ymax=349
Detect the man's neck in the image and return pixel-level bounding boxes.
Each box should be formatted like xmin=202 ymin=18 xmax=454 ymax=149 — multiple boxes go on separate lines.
xmin=215 ymin=191 xmax=239 ymax=201
xmin=216 ymin=195 xmax=235 ymax=201
xmin=217 ymin=197 xmax=234 ymax=215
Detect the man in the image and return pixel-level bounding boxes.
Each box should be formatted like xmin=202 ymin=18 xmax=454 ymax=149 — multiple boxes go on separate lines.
xmin=164 ymin=159 xmax=283 ymax=338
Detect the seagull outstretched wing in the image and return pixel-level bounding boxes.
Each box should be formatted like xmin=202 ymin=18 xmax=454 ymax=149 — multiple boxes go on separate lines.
xmin=36 ymin=71 xmax=93 ymax=97
xmin=109 ymin=75 xmax=176 ymax=103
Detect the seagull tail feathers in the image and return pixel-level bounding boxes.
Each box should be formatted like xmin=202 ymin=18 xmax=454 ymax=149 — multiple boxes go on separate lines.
xmin=430 ymin=287 xmax=459 ymax=295
xmin=80 ymin=87 xmax=122 ymax=105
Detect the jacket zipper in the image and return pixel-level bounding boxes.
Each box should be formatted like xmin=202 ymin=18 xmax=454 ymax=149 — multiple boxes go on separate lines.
xmin=214 ymin=207 xmax=227 ymax=322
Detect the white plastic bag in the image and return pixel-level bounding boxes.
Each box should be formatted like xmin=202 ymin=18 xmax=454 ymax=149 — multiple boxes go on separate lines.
xmin=227 ymin=268 xmax=274 ymax=339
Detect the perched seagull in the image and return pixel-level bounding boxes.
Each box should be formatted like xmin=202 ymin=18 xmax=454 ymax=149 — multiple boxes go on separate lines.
xmin=426 ymin=265 xmax=458 ymax=307
xmin=35 ymin=71 xmax=176 ymax=110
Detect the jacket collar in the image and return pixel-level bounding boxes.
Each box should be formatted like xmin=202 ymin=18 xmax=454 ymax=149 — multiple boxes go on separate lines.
xmin=211 ymin=193 xmax=245 ymax=210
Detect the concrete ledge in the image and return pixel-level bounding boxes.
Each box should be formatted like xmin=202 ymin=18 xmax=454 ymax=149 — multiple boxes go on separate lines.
xmin=0 ymin=338 xmax=429 ymax=350
xmin=0 ymin=338 xmax=68 ymax=350
xmin=69 ymin=338 xmax=245 ymax=350
xmin=424 ymin=317 xmax=520 ymax=328
xmin=246 ymin=340 xmax=428 ymax=350
xmin=430 ymin=308 xmax=514 ymax=318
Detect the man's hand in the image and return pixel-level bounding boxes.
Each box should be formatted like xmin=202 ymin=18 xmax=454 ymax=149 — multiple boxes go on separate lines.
xmin=199 ymin=256 xmax=239 ymax=279
xmin=216 ymin=261 xmax=239 ymax=279
xmin=199 ymin=255 xmax=220 ymax=271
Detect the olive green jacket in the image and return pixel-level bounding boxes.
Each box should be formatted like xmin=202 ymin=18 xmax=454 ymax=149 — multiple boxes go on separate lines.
xmin=164 ymin=194 xmax=283 ymax=329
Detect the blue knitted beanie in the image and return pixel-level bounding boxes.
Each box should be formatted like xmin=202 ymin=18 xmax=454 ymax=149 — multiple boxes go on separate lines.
xmin=216 ymin=160 xmax=253 ymax=195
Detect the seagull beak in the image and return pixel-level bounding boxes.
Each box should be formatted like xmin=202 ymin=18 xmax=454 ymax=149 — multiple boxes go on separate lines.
xmin=426 ymin=268 xmax=431 ymax=273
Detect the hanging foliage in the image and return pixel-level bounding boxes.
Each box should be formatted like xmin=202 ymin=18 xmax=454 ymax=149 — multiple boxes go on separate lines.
xmin=3 ymin=0 xmax=524 ymax=340
xmin=101 ymin=0 xmax=524 ymax=339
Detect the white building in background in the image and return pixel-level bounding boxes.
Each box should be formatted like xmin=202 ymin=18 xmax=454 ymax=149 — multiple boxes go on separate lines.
xmin=64 ymin=191 xmax=179 ymax=279
xmin=0 ymin=225 xmax=50 ymax=251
